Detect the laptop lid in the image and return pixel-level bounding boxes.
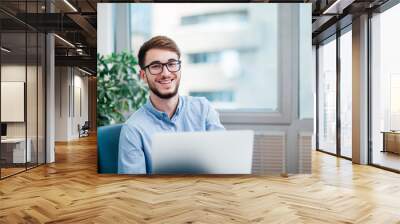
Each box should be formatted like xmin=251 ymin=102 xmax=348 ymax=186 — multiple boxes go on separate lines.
xmin=1 ymin=123 xmax=7 ymax=137
xmin=150 ymin=130 xmax=254 ymax=174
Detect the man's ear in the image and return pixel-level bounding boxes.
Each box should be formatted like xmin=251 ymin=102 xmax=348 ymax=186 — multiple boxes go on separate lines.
xmin=139 ymin=70 xmax=147 ymax=83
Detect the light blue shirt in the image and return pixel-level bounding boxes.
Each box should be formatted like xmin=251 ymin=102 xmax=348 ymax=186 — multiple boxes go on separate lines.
xmin=118 ymin=96 xmax=225 ymax=174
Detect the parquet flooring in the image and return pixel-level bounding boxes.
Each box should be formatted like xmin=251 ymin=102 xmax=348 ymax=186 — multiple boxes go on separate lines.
xmin=373 ymin=151 xmax=400 ymax=171
xmin=1 ymin=135 xmax=400 ymax=223
xmin=1 ymin=167 xmax=26 ymax=178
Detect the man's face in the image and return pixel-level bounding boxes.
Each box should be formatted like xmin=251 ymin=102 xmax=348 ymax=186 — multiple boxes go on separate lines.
xmin=140 ymin=48 xmax=181 ymax=99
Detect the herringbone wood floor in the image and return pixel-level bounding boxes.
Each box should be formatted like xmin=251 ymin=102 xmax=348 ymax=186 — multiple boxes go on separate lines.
xmin=1 ymin=135 xmax=400 ymax=224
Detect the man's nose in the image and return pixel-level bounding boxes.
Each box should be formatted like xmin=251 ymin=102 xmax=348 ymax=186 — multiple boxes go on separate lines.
xmin=160 ymin=65 xmax=172 ymax=77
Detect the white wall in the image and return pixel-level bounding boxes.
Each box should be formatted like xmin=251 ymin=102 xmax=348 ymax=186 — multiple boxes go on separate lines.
xmin=1 ymin=66 xmax=26 ymax=135
xmin=55 ymin=66 xmax=68 ymax=141
xmin=1 ymin=63 xmax=47 ymax=164
xmin=71 ymin=73 xmax=89 ymax=138
xmin=1 ymin=65 xmax=40 ymax=136
xmin=55 ymin=67 xmax=89 ymax=141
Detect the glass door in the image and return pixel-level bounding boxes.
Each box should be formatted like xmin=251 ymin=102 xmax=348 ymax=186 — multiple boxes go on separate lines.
xmin=1 ymin=30 xmax=28 ymax=178
xmin=0 ymin=0 xmax=47 ymax=179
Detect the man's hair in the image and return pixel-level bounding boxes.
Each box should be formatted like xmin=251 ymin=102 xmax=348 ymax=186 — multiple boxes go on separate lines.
xmin=137 ymin=35 xmax=181 ymax=69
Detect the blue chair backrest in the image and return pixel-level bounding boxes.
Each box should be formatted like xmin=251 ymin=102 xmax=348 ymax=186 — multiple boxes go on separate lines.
xmin=97 ymin=124 xmax=123 ymax=173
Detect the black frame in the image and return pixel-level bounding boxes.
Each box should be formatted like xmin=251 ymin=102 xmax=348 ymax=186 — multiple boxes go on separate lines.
xmin=143 ymin=60 xmax=182 ymax=75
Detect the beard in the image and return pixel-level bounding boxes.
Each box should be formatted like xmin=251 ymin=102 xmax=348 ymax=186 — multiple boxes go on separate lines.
xmin=147 ymin=77 xmax=180 ymax=99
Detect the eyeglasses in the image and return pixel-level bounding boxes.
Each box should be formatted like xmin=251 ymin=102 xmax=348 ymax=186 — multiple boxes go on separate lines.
xmin=143 ymin=60 xmax=181 ymax=75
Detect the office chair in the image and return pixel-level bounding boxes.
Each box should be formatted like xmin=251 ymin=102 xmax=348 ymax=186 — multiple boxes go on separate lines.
xmin=78 ymin=121 xmax=90 ymax=138
xmin=97 ymin=124 xmax=123 ymax=173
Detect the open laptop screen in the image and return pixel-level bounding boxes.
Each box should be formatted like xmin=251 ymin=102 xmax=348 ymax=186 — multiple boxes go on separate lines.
xmin=1 ymin=123 xmax=7 ymax=137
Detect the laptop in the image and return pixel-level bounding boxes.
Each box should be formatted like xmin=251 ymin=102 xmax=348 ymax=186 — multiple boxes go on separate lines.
xmin=1 ymin=123 xmax=7 ymax=140
xmin=150 ymin=130 xmax=254 ymax=174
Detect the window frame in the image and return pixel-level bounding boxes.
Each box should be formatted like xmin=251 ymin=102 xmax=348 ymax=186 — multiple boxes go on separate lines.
xmin=218 ymin=5 xmax=298 ymax=125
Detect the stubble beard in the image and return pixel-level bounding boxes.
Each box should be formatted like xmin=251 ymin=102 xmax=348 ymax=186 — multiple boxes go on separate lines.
xmin=147 ymin=76 xmax=180 ymax=99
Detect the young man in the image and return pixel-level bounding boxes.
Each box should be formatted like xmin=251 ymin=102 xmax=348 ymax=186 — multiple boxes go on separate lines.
xmin=118 ymin=36 xmax=225 ymax=174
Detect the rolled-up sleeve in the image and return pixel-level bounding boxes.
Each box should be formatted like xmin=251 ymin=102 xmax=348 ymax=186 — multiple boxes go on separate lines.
xmin=118 ymin=124 xmax=147 ymax=174
xmin=205 ymin=100 xmax=225 ymax=131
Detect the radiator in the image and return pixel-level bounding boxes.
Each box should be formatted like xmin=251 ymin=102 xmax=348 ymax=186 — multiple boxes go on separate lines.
xmin=298 ymin=133 xmax=312 ymax=173
xmin=252 ymin=132 xmax=286 ymax=174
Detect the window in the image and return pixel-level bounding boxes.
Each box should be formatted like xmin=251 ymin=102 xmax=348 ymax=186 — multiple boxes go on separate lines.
xmin=181 ymin=10 xmax=248 ymax=26
xmin=390 ymin=74 xmax=400 ymax=130
xmin=190 ymin=90 xmax=233 ymax=103
xmin=316 ymin=27 xmax=352 ymax=159
xmin=130 ymin=4 xmax=152 ymax=57
xmin=299 ymin=6 xmax=314 ymax=120
xmin=145 ymin=4 xmax=280 ymax=112
xmin=371 ymin=3 xmax=400 ymax=171
xmin=131 ymin=4 xmax=152 ymax=36
xmin=129 ymin=3 xmax=310 ymax=123
xmin=318 ymin=37 xmax=337 ymax=154
xmin=187 ymin=52 xmax=220 ymax=64
xmin=340 ymin=29 xmax=352 ymax=158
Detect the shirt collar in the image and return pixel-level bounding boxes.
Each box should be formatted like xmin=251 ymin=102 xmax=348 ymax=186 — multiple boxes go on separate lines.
xmin=144 ymin=95 xmax=184 ymax=122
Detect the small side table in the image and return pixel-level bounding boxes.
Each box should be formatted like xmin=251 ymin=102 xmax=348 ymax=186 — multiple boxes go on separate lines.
xmin=381 ymin=131 xmax=400 ymax=154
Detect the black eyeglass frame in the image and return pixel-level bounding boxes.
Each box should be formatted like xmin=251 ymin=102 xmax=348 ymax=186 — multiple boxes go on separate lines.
xmin=143 ymin=60 xmax=182 ymax=75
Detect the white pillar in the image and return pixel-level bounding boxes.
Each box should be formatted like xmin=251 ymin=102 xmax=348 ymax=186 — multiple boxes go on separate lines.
xmin=352 ymin=14 xmax=369 ymax=164
xmin=46 ymin=33 xmax=55 ymax=163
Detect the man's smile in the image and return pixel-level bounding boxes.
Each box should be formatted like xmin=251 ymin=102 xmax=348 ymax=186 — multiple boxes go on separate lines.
xmin=157 ymin=78 xmax=175 ymax=87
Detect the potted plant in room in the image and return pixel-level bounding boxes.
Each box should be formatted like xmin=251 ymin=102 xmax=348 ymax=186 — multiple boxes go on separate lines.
xmin=97 ymin=52 xmax=149 ymax=127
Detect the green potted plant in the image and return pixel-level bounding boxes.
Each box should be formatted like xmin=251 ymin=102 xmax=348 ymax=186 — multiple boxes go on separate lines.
xmin=97 ymin=52 xmax=148 ymax=127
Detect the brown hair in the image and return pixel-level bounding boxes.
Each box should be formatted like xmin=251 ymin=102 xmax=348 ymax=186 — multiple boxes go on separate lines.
xmin=137 ymin=35 xmax=181 ymax=69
